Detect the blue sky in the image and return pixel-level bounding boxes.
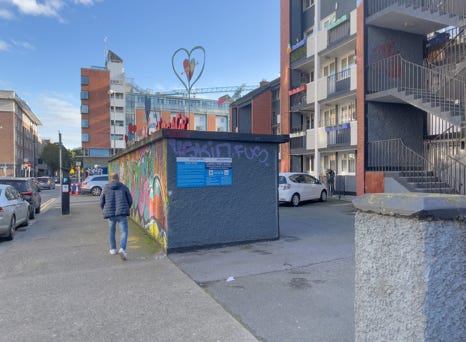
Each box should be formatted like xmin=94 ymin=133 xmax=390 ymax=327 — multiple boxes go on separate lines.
xmin=0 ymin=0 xmax=280 ymax=148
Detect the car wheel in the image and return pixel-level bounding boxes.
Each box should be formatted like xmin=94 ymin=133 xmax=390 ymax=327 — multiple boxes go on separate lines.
xmin=291 ymin=193 xmax=300 ymax=207
xmin=91 ymin=187 xmax=102 ymax=196
xmin=35 ymin=204 xmax=41 ymax=214
xmin=21 ymin=213 xmax=29 ymax=227
xmin=29 ymin=206 xmax=36 ymax=220
xmin=6 ymin=216 xmax=15 ymax=241
xmin=320 ymin=190 xmax=327 ymax=202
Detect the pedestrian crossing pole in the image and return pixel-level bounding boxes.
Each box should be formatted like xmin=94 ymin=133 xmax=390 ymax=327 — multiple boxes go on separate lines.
xmin=59 ymin=132 xmax=70 ymax=215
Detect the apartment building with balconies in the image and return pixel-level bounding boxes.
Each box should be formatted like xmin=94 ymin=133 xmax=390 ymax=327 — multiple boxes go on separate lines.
xmin=0 ymin=90 xmax=42 ymax=177
xmin=281 ymin=0 xmax=358 ymax=194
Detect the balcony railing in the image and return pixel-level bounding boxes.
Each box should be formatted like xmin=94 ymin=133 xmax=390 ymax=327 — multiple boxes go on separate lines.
xmin=328 ymin=19 xmax=351 ymax=47
xmin=290 ymin=135 xmax=306 ymax=150
xmin=327 ymin=126 xmax=351 ymax=146
xmin=327 ymin=70 xmax=352 ymax=96
xmin=367 ymin=0 xmax=466 ymax=18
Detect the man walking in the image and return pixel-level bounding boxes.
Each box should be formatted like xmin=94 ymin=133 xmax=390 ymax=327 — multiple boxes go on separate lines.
xmin=100 ymin=173 xmax=133 ymax=260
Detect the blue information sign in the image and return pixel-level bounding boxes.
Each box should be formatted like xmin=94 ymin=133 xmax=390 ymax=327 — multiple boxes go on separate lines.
xmin=176 ymin=157 xmax=232 ymax=188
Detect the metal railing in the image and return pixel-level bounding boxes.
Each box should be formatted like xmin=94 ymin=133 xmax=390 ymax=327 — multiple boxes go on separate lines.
xmin=327 ymin=127 xmax=351 ymax=146
xmin=425 ymin=27 xmax=466 ymax=71
xmin=367 ymin=0 xmax=466 ymax=19
xmin=328 ymin=19 xmax=351 ymax=47
xmin=367 ymin=54 xmax=465 ymax=121
xmin=368 ymin=138 xmax=465 ymax=194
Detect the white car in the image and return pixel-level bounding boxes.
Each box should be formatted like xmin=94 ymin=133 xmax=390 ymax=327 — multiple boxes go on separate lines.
xmin=0 ymin=184 xmax=30 ymax=240
xmin=80 ymin=174 xmax=109 ymax=196
xmin=278 ymin=172 xmax=327 ymax=207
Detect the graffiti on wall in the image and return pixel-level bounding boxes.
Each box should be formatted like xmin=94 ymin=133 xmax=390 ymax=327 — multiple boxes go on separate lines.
xmin=370 ymin=39 xmax=401 ymax=78
xmin=168 ymin=139 xmax=271 ymax=166
xmin=111 ymin=141 xmax=169 ymax=250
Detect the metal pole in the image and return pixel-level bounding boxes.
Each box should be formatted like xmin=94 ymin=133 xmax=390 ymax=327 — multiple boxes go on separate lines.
xmin=59 ymin=132 xmax=62 ymax=183
xmin=314 ymin=0 xmax=321 ymax=178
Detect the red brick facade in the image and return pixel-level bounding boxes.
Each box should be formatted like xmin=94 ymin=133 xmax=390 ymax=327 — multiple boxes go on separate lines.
xmin=81 ymin=68 xmax=110 ymax=149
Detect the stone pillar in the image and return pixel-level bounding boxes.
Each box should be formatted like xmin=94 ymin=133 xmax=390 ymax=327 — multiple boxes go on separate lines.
xmin=353 ymin=193 xmax=466 ymax=342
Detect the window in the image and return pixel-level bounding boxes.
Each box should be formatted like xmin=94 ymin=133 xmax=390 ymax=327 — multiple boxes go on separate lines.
xmin=80 ymin=91 xmax=89 ymax=100
xmin=321 ymin=108 xmax=336 ymax=127
xmin=303 ymin=0 xmax=314 ymax=10
xmin=194 ymin=114 xmax=206 ymax=131
xmin=339 ymin=102 xmax=356 ymax=123
xmin=341 ymin=152 xmax=356 ymax=173
xmin=82 ymin=119 xmax=89 ymax=128
xmin=89 ymin=148 xmax=110 ymax=157
xmin=82 ymin=133 xmax=89 ymax=142
xmin=216 ymin=116 xmax=227 ymax=132
xmin=81 ymin=75 xmax=88 ymax=85
xmin=81 ymin=104 xmax=89 ymax=114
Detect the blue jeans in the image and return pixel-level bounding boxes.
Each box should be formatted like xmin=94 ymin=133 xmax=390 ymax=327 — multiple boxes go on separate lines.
xmin=108 ymin=215 xmax=128 ymax=251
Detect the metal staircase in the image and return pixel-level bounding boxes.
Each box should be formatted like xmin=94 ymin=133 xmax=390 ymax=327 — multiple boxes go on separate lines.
xmin=367 ymin=54 xmax=465 ymax=126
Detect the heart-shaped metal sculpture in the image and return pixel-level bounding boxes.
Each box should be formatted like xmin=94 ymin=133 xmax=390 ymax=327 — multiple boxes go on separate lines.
xmin=172 ymin=46 xmax=205 ymax=93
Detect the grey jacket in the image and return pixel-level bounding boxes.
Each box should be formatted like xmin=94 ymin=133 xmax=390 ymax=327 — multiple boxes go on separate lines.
xmin=100 ymin=181 xmax=133 ymax=219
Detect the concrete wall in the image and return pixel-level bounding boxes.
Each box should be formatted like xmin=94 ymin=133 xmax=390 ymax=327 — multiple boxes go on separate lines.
xmin=110 ymin=129 xmax=288 ymax=253
xmin=367 ymin=102 xmax=425 ymax=153
xmin=353 ymin=193 xmax=466 ymax=341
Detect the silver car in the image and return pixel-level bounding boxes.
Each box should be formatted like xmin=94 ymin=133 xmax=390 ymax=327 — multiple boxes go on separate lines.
xmin=80 ymin=174 xmax=109 ymax=196
xmin=278 ymin=172 xmax=327 ymax=207
xmin=0 ymin=184 xmax=29 ymax=240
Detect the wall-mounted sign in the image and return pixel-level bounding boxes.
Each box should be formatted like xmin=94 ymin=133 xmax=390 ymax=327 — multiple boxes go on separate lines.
xmin=176 ymin=157 xmax=232 ymax=188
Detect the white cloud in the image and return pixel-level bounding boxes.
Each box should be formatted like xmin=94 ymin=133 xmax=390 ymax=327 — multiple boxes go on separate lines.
xmin=0 ymin=8 xmax=14 ymax=19
xmin=0 ymin=40 xmax=10 ymax=51
xmin=37 ymin=94 xmax=82 ymax=148
xmin=12 ymin=39 xmax=35 ymax=50
xmin=10 ymin=0 xmax=64 ymax=18
xmin=4 ymin=0 xmax=100 ymax=21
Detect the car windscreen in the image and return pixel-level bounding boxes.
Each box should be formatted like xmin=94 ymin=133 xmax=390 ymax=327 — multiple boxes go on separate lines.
xmin=37 ymin=177 xmax=49 ymax=182
xmin=0 ymin=180 xmax=28 ymax=192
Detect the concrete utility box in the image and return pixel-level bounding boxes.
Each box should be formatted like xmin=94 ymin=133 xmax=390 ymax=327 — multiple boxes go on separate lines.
xmin=109 ymin=129 xmax=288 ymax=254
xmin=353 ymin=193 xmax=466 ymax=342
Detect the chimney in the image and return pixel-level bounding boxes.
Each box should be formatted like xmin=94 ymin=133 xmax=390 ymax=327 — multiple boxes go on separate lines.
xmin=259 ymin=79 xmax=269 ymax=87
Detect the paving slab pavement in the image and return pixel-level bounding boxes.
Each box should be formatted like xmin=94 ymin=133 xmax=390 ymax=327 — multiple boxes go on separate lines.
xmin=0 ymin=196 xmax=257 ymax=342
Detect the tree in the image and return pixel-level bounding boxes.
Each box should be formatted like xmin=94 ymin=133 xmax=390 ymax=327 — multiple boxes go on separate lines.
xmin=39 ymin=142 xmax=72 ymax=176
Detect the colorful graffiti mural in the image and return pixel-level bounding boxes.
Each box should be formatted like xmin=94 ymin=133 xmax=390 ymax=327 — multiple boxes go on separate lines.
xmin=110 ymin=140 xmax=169 ymax=251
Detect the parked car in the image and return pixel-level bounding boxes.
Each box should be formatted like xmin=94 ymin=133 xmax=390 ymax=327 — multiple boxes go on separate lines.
xmin=278 ymin=172 xmax=327 ymax=207
xmin=0 ymin=177 xmax=41 ymax=219
xmin=80 ymin=174 xmax=109 ymax=196
xmin=37 ymin=176 xmax=55 ymax=190
xmin=0 ymin=184 xmax=29 ymax=240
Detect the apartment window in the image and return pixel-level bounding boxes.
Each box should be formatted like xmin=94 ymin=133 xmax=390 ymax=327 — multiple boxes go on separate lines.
xmin=81 ymin=75 xmax=88 ymax=85
xmin=341 ymin=54 xmax=355 ymax=78
xmin=303 ymin=0 xmax=314 ymax=10
xmin=82 ymin=119 xmax=89 ymax=128
xmin=341 ymin=152 xmax=356 ymax=173
xmin=111 ymin=134 xmax=124 ymax=141
xmin=338 ymin=102 xmax=356 ymax=123
xmin=194 ymin=114 xmax=206 ymax=131
xmin=82 ymin=133 xmax=89 ymax=142
xmin=321 ymin=108 xmax=336 ymax=127
xmin=80 ymin=91 xmax=89 ymax=100
xmin=323 ymin=62 xmax=336 ymax=77
xmin=216 ymin=116 xmax=227 ymax=132
xmin=81 ymin=104 xmax=89 ymax=114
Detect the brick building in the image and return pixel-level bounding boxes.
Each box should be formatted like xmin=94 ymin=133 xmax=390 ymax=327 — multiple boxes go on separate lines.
xmin=0 ymin=90 xmax=42 ymax=177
